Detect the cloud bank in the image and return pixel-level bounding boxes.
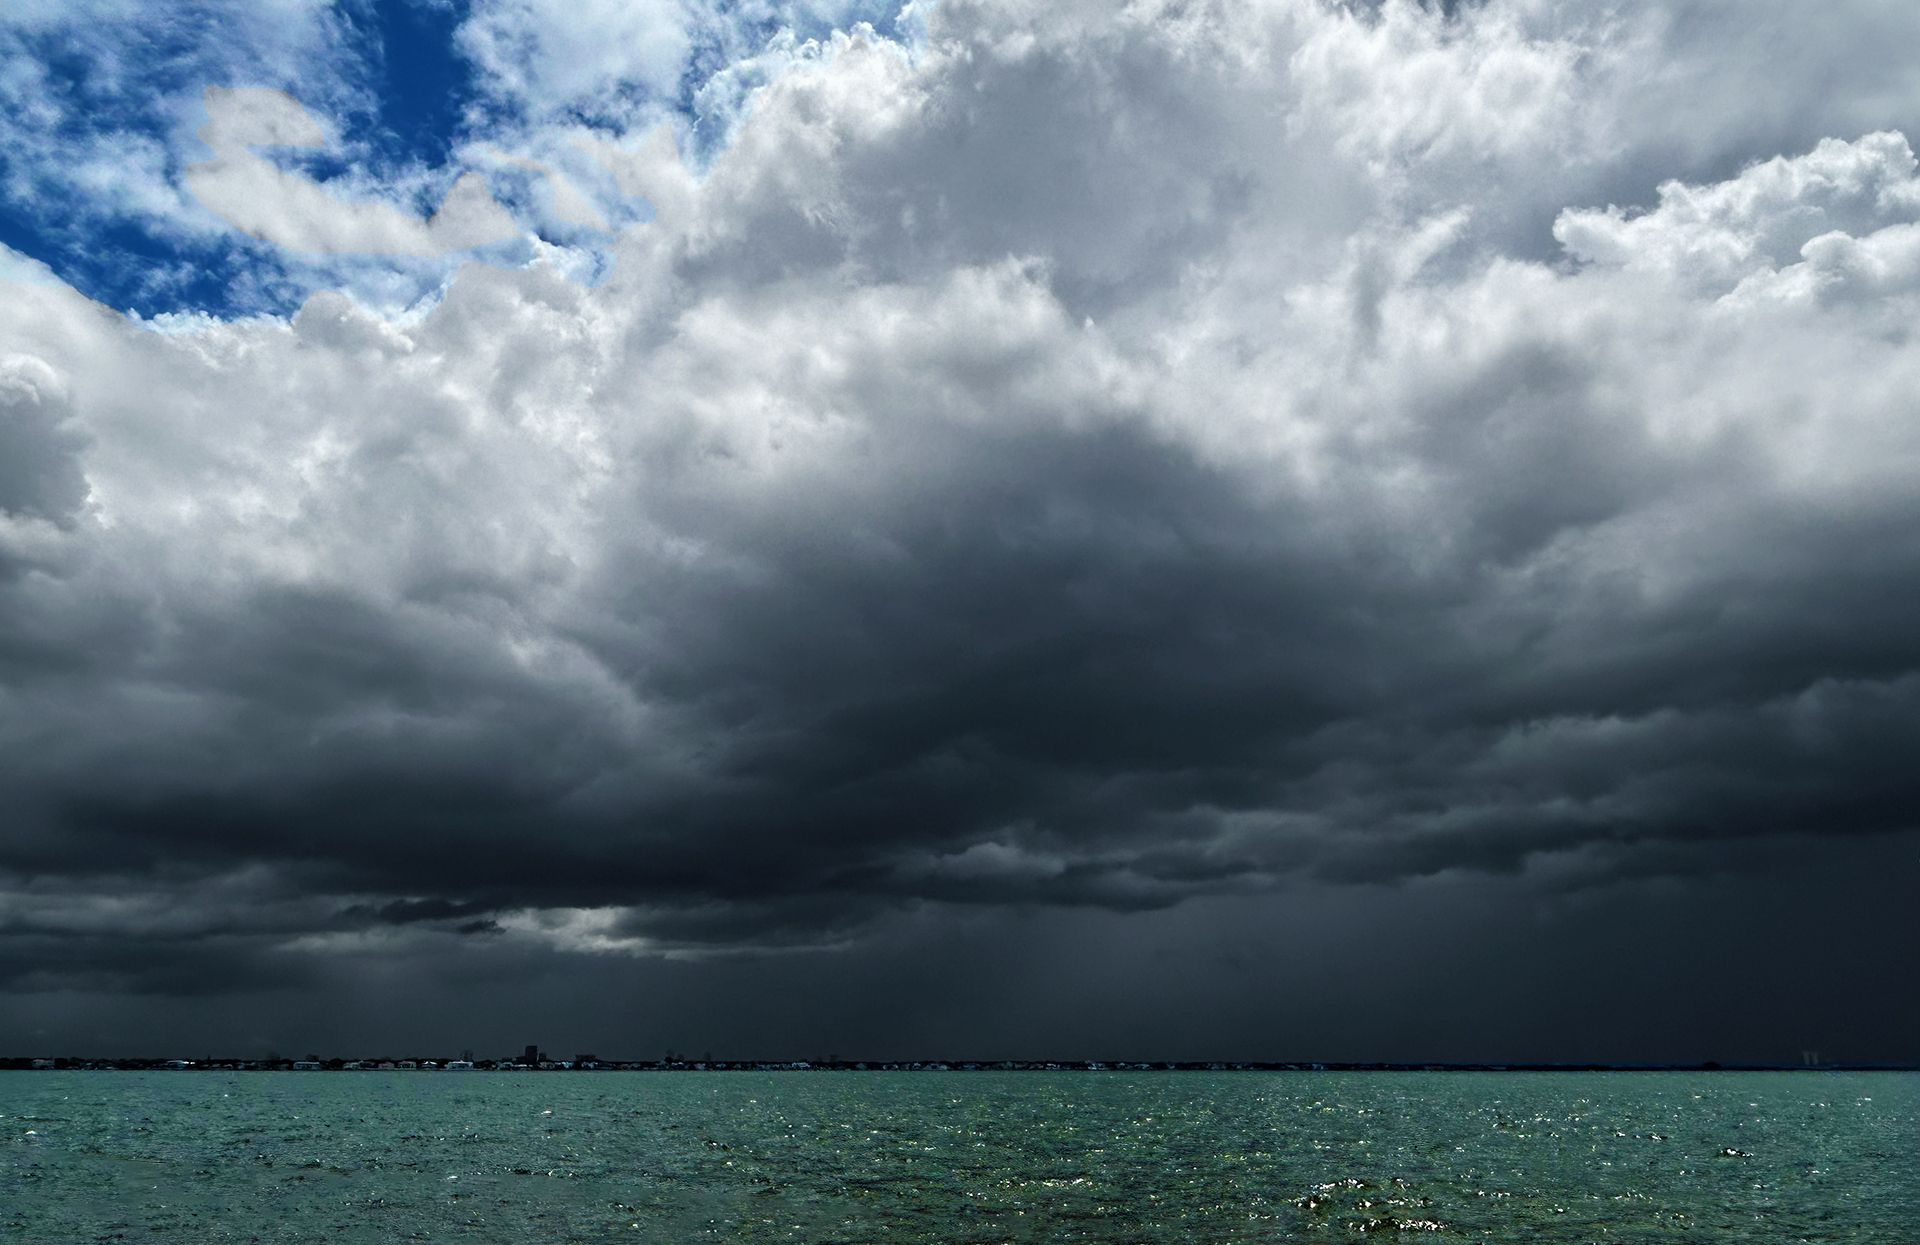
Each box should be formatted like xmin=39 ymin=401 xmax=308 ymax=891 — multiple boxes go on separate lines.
xmin=3 ymin=0 xmax=1920 ymax=1020
xmin=0 ymin=0 xmax=915 ymax=317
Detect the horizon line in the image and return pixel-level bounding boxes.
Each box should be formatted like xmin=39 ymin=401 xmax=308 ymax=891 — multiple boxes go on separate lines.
xmin=7 ymin=1058 xmax=1915 ymax=1073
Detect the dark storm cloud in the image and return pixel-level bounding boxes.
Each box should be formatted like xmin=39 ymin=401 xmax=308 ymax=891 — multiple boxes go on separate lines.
xmin=3 ymin=0 xmax=1920 ymax=1009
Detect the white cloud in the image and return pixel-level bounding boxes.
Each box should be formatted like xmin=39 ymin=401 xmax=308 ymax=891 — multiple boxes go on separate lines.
xmin=0 ymin=0 xmax=357 ymax=235
xmin=1287 ymin=0 xmax=1608 ymax=176
xmin=0 ymin=243 xmax=63 ymax=288
xmin=488 ymin=149 xmax=612 ymax=231
xmin=454 ymin=0 xmax=913 ymax=135
xmin=1556 ymin=131 xmax=1920 ymax=293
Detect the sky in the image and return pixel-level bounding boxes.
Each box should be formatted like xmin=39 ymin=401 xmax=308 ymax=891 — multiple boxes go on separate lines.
xmin=1 ymin=0 xmax=1917 ymax=1064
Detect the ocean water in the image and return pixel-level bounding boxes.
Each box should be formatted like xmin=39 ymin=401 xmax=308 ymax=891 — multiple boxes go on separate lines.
xmin=4 ymin=1070 xmax=1913 ymax=1242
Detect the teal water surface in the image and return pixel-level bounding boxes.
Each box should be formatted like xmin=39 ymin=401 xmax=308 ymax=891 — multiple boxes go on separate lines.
xmin=5 ymin=1070 xmax=1914 ymax=1242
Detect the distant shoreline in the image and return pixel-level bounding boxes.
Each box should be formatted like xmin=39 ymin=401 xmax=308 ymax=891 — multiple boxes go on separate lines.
xmin=6 ymin=1059 xmax=1915 ymax=1073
